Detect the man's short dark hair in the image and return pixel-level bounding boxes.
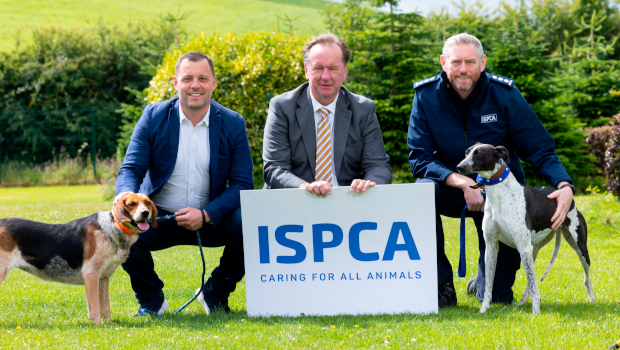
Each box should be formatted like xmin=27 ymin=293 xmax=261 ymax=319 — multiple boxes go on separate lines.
xmin=302 ymin=33 xmax=351 ymax=67
xmin=175 ymin=51 xmax=215 ymax=77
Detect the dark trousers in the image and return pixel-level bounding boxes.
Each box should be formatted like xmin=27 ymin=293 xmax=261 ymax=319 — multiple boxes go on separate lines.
xmin=121 ymin=207 xmax=245 ymax=303
xmin=416 ymin=178 xmax=521 ymax=303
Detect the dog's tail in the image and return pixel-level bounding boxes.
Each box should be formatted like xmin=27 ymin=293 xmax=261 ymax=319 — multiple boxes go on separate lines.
xmin=540 ymin=230 xmax=562 ymax=283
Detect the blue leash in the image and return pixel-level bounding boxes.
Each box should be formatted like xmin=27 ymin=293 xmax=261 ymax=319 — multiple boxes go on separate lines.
xmin=458 ymin=192 xmax=487 ymax=278
xmin=155 ymin=214 xmax=207 ymax=315
xmin=458 ymin=204 xmax=468 ymax=278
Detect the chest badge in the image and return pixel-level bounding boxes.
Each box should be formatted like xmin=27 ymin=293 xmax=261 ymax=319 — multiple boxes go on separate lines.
xmin=481 ymin=114 xmax=498 ymax=124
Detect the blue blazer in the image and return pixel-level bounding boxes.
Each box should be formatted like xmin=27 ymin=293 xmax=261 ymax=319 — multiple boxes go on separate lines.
xmin=116 ymin=98 xmax=254 ymax=227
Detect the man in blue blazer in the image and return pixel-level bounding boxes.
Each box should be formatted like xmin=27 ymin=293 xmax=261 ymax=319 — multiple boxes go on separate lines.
xmin=115 ymin=51 xmax=254 ymax=316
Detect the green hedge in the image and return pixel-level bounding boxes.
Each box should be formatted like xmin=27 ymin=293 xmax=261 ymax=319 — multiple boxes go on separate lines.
xmin=0 ymin=21 xmax=176 ymax=162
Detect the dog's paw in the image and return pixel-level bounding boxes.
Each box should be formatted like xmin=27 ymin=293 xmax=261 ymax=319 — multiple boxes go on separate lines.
xmin=516 ymin=295 xmax=529 ymax=306
xmin=531 ymin=301 xmax=540 ymax=314
xmin=479 ymin=303 xmax=490 ymax=313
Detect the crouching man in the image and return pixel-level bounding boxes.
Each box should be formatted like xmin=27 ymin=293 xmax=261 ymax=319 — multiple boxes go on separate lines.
xmin=407 ymin=33 xmax=575 ymax=308
xmin=115 ymin=51 xmax=254 ymax=316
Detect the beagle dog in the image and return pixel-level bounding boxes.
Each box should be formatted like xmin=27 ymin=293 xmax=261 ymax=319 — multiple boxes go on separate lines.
xmin=0 ymin=193 xmax=157 ymax=324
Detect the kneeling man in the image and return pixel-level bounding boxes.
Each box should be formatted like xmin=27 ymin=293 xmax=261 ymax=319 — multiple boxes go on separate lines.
xmin=407 ymin=33 xmax=575 ymax=308
xmin=115 ymin=51 xmax=254 ymax=316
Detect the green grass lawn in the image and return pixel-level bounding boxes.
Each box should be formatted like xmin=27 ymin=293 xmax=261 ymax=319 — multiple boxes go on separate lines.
xmin=0 ymin=0 xmax=328 ymax=52
xmin=0 ymin=185 xmax=619 ymax=348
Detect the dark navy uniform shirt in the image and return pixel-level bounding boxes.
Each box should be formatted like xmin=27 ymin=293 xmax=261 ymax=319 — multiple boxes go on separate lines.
xmin=407 ymin=71 xmax=572 ymax=187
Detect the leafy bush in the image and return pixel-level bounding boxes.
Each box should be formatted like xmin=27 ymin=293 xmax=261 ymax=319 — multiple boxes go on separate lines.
xmin=585 ymin=126 xmax=611 ymax=169
xmin=0 ymin=21 xmax=176 ymax=163
xmin=118 ymin=31 xmax=309 ymax=187
xmin=604 ymin=113 xmax=620 ymax=196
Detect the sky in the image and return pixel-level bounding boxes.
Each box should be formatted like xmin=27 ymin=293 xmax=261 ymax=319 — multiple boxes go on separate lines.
xmin=327 ymin=0 xmax=519 ymax=16
xmin=381 ymin=0 xmax=518 ymax=15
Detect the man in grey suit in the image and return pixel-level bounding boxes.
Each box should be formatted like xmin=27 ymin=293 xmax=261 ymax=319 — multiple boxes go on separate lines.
xmin=263 ymin=33 xmax=392 ymax=194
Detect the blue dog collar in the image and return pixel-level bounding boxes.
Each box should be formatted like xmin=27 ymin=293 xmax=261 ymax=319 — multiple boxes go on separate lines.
xmin=476 ymin=164 xmax=510 ymax=185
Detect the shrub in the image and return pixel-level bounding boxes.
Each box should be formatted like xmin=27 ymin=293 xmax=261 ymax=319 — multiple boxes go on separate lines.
xmin=585 ymin=126 xmax=611 ymax=170
xmin=0 ymin=21 xmax=176 ymax=163
xmin=119 ymin=31 xmax=309 ymax=186
xmin=604 ymin=113 xmax=620 ymax=196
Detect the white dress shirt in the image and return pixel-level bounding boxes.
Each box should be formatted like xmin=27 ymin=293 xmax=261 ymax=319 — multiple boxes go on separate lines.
xmin=309 ymin=92 xmax=339 ymax=187
xmin=152 ymin=105 xmax=211 ymax=213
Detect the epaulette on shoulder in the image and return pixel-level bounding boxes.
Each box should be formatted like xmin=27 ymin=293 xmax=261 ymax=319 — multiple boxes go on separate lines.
xmin=488 ymin=74 xmax=515 ymax=88
xmin=413 ymin=75 xmax=439 ymax=90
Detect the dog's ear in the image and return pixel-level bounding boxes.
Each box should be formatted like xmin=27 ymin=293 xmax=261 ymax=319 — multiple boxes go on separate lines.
xmin=494 ymin=146 xmax=510 ymax=165
xmin=148 ymin=199 xmax=158 ymax=229
xmin=113 ymin=197 xmax=133 ymax=224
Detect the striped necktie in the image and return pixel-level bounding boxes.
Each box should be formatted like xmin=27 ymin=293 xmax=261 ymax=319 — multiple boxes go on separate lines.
xmin=315 ymin=107 xmax=332 ymax=184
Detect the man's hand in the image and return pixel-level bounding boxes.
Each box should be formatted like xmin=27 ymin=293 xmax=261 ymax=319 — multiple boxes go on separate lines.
xmin=299 ymin=181 xmax=332 ymax=197
xmin=463 ymin=186 xmax=485 ymax=212
xmin=547 ymin=182 xmax=574 ymax=230
xmin=113 ymin=191 xmax=132 ymax=209
xmin=175 ymin=207 xmax=210 ymax=231
xmin=349 ymin=179 xmax=376 ymax=194
xmin=446 ymin=173 xmax=484 ymax=212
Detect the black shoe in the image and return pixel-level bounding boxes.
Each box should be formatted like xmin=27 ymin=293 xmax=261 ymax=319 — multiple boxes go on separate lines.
xmin=467 ymin=276 xmax=478 ymax=296
xmin=438 ymin=280 xmax=457 ymax=308
xmin=135 ymin=292 xmax=168 ymax=316
xmin=196 ymin=285 xmax=231 ymax=314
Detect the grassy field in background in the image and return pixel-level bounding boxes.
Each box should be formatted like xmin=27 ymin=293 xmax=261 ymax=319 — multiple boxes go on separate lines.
xmin=0 ymin=0 xmax=328 ymax=51
xmin=0 ymin=185 xmax=619 ymax=348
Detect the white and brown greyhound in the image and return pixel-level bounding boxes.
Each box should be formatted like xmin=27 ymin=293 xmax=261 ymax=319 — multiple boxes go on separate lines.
xmin=456 ymin=143 xmax=595 ymax=314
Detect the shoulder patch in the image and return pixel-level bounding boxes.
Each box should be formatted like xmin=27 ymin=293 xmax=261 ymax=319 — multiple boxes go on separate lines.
xmin=488 ymin=74 xmax=514 ymax=87
xmin=413 ymin=75 xmax=439 ymax=89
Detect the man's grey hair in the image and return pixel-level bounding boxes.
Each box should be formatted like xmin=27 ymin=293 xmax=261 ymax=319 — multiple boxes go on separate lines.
xmin=442 ymin=33 xmax=484 ymax=60
xmin=175 ymin=51 xmax=215 ymax=77
xmin=302 ymin=33 xmax=351 ymax=66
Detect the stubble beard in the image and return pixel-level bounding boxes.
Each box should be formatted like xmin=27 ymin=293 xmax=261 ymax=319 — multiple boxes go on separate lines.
xmin=181 ymin=92 xmax=209 ymax=110
xmin=451 ymin=75 xmax=474 ymax=93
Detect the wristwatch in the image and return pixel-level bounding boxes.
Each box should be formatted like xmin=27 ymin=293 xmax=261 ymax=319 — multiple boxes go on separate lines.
xmin=559 ymin=183 xmax=575 ymax=194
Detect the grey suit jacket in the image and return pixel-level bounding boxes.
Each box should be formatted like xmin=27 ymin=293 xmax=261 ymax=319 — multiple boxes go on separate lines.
xmin=263 ymin=82 xmax=392 ymax=189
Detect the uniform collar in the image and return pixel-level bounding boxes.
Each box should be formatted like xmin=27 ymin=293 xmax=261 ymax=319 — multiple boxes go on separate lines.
xmin=442 ymin=70 xmax=487 ymax=107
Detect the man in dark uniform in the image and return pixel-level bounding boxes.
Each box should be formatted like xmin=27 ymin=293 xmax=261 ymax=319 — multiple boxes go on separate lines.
xmin=407 ymin=33 xmax=575 ymax=308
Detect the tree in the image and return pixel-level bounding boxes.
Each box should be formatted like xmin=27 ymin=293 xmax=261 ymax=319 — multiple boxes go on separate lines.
xmin=549 ymin=10 xmax=620 ymax=130
xmin=485 ymin=2 xmax=596 ymax=183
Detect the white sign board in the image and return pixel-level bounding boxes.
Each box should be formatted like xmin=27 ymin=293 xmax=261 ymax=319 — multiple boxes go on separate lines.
xmin=241 ymin=183 xmax=437 ymax=316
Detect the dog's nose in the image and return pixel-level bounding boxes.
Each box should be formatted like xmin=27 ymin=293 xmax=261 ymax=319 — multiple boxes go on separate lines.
xmin=141 ymin=210 xmax=149 ymax=218
xmin=456 ymin=166 xmax=465 ymax=173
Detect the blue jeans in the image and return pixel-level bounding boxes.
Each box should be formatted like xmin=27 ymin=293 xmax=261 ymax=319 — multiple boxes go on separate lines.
xmin=121 ymin=207 xmax=245 ymax=303
xmin=416 ymin=178 xmax=521 ymax=303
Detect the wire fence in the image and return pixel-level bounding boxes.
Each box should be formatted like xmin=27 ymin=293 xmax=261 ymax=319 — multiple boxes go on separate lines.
xmin=0 ymin=108 xmax=123 ymax=184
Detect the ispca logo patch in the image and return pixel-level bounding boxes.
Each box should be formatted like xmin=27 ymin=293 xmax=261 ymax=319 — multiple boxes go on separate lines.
xmin=481 ymin=114 xmax=498 ymax=123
